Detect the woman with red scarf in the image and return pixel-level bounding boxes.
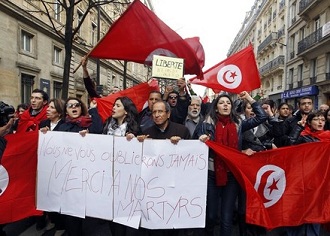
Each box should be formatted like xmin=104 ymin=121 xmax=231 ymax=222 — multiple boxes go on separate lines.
xmin=194 ymin=91 xmax=268 ymax=236
xmin=58 ymin=97 xmax=103 ymax=134
xmin=57 ymin=97 xmax=103 ymax=235
xmin=289 ymin=111 xmax=330 ymax=144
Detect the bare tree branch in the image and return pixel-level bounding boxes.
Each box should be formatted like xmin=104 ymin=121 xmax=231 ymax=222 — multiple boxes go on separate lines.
xmin=40 ymin=1 xmax=65 ymax=40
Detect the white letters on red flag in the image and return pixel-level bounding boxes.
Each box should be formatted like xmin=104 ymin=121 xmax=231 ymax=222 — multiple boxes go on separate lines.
xmin=190 ymin=45 xmax=260 ymax=93
xmin=206 ymin=140 xmax=330 ymax=229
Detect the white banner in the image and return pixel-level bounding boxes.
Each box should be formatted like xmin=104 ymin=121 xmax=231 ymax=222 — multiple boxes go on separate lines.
xmin=37 ymin=132 xmax=208 ymax=229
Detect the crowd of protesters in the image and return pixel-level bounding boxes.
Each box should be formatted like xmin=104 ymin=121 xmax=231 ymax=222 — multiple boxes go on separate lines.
xmin=1 ymin=59 xmax=330 ymax=236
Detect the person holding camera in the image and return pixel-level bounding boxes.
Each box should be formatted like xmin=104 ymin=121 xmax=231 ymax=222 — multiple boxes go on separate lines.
xmin=16 ymin=89 xmax=49 ymax=133
xmin=0 ymin=101 xmax=15 ymax=161
xmin=0 ymin=118 xmax=14 ymax=162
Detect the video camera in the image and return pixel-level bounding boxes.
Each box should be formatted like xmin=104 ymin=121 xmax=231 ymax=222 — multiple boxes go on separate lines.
xmin=0 ymin=101 xmax=15 ymax=127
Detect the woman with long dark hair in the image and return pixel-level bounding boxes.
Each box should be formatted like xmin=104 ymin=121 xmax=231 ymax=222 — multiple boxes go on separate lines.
xmin=103 ymin=96 xmax=139 ymax=137
xmin=195 ymin=91 xmax=268 ymax=236
xmin=103 ymin=96 xmax=142 ymax=236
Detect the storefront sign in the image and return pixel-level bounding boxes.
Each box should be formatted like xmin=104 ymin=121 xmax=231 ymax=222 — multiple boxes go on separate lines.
xmin=281 ymin=85 xmax=318 ymax=99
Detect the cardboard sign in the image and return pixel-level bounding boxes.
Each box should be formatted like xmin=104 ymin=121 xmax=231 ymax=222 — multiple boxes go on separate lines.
xmin=152 ymin=55 xmax=184 ymax=79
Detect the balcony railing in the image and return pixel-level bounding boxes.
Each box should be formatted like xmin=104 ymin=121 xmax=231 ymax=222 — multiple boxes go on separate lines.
xmin=297 ymin=28 xmax=323 ymax=54
xmin=288 ymin=83 xmax=293 ymax=90
xmin=257 ymin=32 xmax=277 ymax=53
xmin=297 ymin=81 xmax=303 ymax=87
xmin=259 ymin=56 xmax=285 ymax=75
xmin=299 ymin=0 xmax=314 ymax=14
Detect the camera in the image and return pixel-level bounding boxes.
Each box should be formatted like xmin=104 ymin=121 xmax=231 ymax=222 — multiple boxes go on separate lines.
xmin=0 ymin=101 xmax=15 ymax=127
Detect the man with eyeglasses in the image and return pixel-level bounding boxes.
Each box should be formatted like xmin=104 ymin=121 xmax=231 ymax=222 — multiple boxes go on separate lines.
xmin=139 ymin=100 xmax=190 ymax=143
xmin=16 ymin=89 xmax=49 ymax=133
xmin=138 ymin=100 xmax=190 ymax=236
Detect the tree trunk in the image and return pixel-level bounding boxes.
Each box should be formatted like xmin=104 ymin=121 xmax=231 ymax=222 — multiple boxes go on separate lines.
xmin=61 ymin=2 xmax=75 ymax=100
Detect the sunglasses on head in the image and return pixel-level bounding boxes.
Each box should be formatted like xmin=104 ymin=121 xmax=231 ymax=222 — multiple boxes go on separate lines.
xmin=66 ymin=102 xmax=81 ymax=109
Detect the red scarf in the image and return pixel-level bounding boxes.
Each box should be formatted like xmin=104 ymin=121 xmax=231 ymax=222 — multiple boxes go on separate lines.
xmin=300 ymin=126 xmax=330 ymax=142
xmin=16 ymin=106 xmax=48 ymax=133
xmin=214 ymin=116 xmax=238 ymax=186
xmin=65 ymin=115 xmax=92 ymax=128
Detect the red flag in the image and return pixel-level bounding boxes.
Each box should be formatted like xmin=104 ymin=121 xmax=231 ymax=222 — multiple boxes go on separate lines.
xmin=206 ymin=140 xmax=330 ymax=229
xmin=184 ymin=37 xmax=205 ymax=73
xmin=0 ymin=132 xmax=42 ymax=224
xmin=95 ymin=80 xmax=159 ymax=122
xmin=89 ymin=0 xmax=204 ymax=77
xmin=190 ymin=45 xmax=260 ymax=93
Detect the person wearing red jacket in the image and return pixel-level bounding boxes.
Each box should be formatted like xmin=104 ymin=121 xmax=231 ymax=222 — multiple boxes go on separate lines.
xmin=16 ymin=89 xmax=49 ymax=133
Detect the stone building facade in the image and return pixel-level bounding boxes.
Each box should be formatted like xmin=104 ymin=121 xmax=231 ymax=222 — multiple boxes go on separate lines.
xmin=0 ymin=0 xmax=152 ymax=107
xmin=228 ymin=0 xmax=330 ymax=109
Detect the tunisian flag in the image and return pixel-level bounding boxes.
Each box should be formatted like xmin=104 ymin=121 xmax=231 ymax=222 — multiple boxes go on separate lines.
xmin=95 ymin=80 xmax=159 ymax=122
xmin=190 ymin=45 xmax=260 ymax=93
xmin=0 ymin=132 xmax=42 ymax=224
xmin=206 ymin=140 xmax=330 ymax=229
xmin=88 ymin=0 xmax=204 ymax=78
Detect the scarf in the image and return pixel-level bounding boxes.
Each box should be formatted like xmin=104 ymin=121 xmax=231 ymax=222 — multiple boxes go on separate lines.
xmin=300 ymin=126 xmax=330 ymax=142
xmin=107 ymin=118 xmax=128 ymax=136
xmin=16 ymin=106 xmax=48 ymax=133
xmin=65 ymin=115 xmax=92 ymax=128
xmin=214 ymin=116 xmax=238 ymax=186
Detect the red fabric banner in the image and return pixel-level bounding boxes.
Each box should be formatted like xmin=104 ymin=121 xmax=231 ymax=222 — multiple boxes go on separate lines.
xmin=0 ymin=132 xmax=42 ymax=224
xmin=95 ymin=80 xmax=159 ymax=122
xmin=206 ymin=140 xmax=330 ymax=229
xmin=89 ymin=0 xmax=204 ymax=77
xmin=190 ymin=45 xmax=260 ymax=93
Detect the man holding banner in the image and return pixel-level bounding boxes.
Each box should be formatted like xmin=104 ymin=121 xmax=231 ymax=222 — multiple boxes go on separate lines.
xmin=138 ymin=100 xmax=192 ymax=235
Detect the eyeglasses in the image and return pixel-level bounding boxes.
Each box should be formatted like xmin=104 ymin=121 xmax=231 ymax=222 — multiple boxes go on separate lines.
xmin=169 ymin=96 xmax=178 ymax=100
xmin=312 ymin=117 xmax=325 ymax=122
xmin=67 ymin=102 xmax=81 ymax=109
xmin=152 ymin=110 xmax=167 ymax=115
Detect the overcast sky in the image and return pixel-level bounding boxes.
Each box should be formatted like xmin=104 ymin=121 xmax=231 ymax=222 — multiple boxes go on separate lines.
xmin=152 ymin=0 xmax=255 ymax=94
xmin=152 ymin=0 xmax=255 ymax=69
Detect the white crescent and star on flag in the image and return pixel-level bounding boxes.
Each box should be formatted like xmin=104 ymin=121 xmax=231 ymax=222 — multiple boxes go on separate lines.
xmin=0 ymin=165 xmax=9 ymax=196
xmin=254 ymin=165 xmax=286 ymax=208
xmin=217 ymin=64 xmax=242 ymax=89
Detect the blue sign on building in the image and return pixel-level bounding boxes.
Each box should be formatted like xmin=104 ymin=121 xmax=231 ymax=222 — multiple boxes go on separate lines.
xmin=281 ymin=85 xmax=319 ymax=99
